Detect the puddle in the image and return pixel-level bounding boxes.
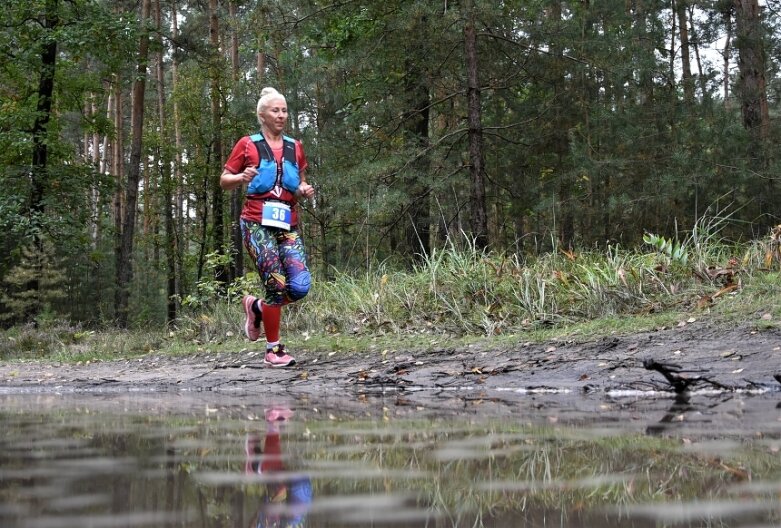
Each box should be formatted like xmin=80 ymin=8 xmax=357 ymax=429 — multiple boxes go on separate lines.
xmin=0 ymin=392 xmax=780 ymax=527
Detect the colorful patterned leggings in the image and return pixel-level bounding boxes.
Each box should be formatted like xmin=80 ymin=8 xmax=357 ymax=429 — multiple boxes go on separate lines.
xmin=241 ymin=220 xmax=311 ymax=306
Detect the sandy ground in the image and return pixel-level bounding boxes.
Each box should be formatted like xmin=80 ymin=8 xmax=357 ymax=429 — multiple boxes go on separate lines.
xmin=0 ymin=320 xmax=779 ymax=399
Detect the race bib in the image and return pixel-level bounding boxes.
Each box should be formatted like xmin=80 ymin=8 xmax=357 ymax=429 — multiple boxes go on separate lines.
xmin=261 ymin=201 xmax=292 ymax=230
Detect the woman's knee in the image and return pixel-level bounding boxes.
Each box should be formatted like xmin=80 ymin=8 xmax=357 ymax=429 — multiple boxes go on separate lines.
xmin=287 ymin=270 xmax=311 ymax=301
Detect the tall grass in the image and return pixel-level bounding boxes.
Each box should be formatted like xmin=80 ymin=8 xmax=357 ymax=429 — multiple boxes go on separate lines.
xmin=283 ymin=228 xmax=773 ymax=339
xmin=3 ymin=221 xmax=780 ymax=361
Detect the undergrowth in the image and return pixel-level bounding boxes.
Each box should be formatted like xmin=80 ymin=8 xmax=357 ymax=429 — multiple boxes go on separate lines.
xmin=3 ymin=221 xmax=781 ymax=361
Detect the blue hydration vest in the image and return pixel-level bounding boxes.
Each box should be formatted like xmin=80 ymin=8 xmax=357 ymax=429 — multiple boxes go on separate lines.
xmin=246 ymin=133 xmax=300 ymax=195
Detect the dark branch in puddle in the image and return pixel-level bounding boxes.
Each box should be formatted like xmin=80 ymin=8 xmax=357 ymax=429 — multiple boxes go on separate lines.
xmin=642 ymin=359 xmax=731 ymax=393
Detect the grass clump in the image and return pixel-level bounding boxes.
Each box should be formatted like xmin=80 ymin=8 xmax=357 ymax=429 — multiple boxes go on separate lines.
xmin=0 ymin=321 xmax=168 ymax=362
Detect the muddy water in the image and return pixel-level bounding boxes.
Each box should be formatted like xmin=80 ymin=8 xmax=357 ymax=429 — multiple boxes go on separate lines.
xmin=1 ymin=391 xmax=780 ymax=528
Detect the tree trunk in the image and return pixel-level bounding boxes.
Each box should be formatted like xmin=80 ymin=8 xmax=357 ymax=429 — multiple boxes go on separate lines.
xmin=687 ymin=5 xmax=710 ymax=102
xmin=633 ymin=0 xmax=655 ymax=106
xmin=733 ymin=0 xmax=772 ymax=225
xmin=112 ymin=73 xmax=124 ymax=307
xmin=401 ymin=16 xmax=431 ymax=262
xmin=229 ymin=0 xmax=243 ymax=282
xmin=550 ymin=0 xmax=574 ymax=249
xmin=155 ymin=0 xmax=177 ymax=324
xmin=116 ymin=0 xmax=151 ymax=328
xmin=676 ymin=0 xmax=694 ymax=104
xmin=208 ymin=0 xmax=226 ymax=285
xmin=30 ymin=0 xmax=58 ymax=221
xmin=402 ymin=81 xmax=431 ymax=260
xmin=85 ymin=94 xmax=104 ymax=250
xmin=256 ymin=3 xmax=268 ymax=83
xmin=27 ymin=0 xmax=59 ymax=321
xmin=171 ymin=0 xmax=184 ymax=301
xmin=733 ymin=0 xmax=769 ymax=143
xmin=722 ymin=9 xmax=732 ymax=104
xmin=464 ymin=1 xmax=488 ymax=251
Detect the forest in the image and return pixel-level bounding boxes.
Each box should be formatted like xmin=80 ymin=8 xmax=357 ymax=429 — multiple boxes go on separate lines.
xmin=1 ymin=0 xmax=779 ymax=329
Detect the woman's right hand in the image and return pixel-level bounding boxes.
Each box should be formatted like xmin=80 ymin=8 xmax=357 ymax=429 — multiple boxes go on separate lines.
xmin=220 ymin=167 xmax=257 ymax=191
xmin=240 ymin=166 xmax=258 ymax=184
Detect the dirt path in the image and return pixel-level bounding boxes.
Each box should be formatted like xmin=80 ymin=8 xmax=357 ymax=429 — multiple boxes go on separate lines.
xmin=1 ymin=320 xmax=779 ymax=398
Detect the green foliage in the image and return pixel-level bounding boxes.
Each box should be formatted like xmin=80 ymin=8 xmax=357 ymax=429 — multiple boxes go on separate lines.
xmin=643 ymin=232 xmax=689 ymax=268
xmin=0 ymin=237 xmax=67 ymax=326
xmin=181 ymin=250 xmax=265 ymax=314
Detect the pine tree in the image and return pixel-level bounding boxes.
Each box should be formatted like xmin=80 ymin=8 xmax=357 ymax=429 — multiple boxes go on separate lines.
xmin=1 ymin=238 xmax=67 ymax=326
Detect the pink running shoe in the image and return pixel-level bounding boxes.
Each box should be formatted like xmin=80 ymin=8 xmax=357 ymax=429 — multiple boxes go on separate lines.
xmin=264 ymin=344 xmax=296 ymax=367
xmin=242 ymin=295 xmax=262 ymax=341
xmin=265 ymin=407 xmax=294 ymax=422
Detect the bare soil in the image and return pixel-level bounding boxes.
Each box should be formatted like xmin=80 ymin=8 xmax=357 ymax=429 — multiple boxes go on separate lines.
xmin=1 ymin=320 xmax=780 ymax=399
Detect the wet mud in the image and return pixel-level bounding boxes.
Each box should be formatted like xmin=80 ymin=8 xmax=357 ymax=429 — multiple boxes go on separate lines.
xmin=1 ymin=320 xmax=779 ymax=401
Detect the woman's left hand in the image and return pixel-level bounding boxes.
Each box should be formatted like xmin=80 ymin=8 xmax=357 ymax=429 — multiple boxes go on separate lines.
xmin=297 ymin=183 xmax=315 ymax=199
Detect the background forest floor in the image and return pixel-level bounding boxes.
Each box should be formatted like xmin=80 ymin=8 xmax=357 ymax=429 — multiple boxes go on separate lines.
xmin=1 ymin=311 xmax=780 ymax=398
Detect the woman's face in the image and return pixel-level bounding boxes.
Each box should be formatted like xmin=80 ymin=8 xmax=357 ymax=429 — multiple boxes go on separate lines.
xmin=259 ymin=96 xmax=288 ymax=135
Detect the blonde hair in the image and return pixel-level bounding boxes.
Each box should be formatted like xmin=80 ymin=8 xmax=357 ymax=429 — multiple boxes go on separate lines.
xmin=256 ymin=87 xmax=286 ymax=125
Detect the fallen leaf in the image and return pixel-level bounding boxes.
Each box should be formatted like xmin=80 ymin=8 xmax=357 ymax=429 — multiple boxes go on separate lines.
xmin=712 ymin=284 xmax=739 ymax=298
xmin=720 ymin=462 xmax=750 ymax=481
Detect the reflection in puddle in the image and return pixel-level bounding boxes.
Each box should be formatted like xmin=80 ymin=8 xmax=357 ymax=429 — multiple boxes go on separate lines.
xmin=242 ymin=408 xmax=313 ymax=526
xmin=0 ymin=392 xmax=779 ymax=527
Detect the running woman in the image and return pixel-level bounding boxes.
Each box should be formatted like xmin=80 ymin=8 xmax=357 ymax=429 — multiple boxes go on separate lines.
xmin=220 ymin=87 xmax=315 ymax=367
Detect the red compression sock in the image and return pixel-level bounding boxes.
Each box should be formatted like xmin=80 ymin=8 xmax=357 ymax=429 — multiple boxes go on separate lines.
xmin=261 ymin=303 xmax=282 ymax=344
